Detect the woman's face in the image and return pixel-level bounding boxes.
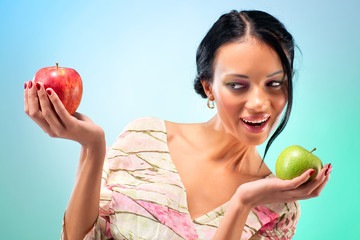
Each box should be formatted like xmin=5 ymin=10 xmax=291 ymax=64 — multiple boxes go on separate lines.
xmin=207 ymin=37 xmax=288 ymax=145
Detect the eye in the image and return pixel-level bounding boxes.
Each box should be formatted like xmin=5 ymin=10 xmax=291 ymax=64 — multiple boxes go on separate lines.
xmin=226 ymin=82 xmax=247 ymax=90
xmin=266 ymin=81 xmax=283 ymax=88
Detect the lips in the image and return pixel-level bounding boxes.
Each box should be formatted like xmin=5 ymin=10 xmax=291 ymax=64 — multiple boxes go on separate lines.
xmin=240 ymin=115 xmax=270 ymax=133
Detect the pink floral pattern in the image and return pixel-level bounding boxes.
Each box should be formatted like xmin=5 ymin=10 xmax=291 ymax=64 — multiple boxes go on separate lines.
xmin=61 ymin=117 xmax=300 ymax=240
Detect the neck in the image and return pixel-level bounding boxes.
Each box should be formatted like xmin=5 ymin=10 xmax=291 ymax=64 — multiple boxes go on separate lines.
xmin=200 ymin=114 xmax=261 ymax=174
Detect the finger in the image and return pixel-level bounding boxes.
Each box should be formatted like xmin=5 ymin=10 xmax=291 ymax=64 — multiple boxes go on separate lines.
xmin=310 ymin=171 xmax=331 ymax=198
xmin=293 ymin=164 xmax=331 ymax=196
xmin=306 ymin=164 xmax=332 ymax=198
xmin=282 ymin=168 xmax=316 ymax=190
xmin=292 ymin=174 xmax=331 ymax=201
xmin=24 ymin=82 xmax=29 ymax=114
xmin=280 ymin=165 xmax=332 ymax=202
xmin=46 ymin=88 xmax=73 ymax=126
xmin=306 ymin=163 xmax=331 ymax=186
xmin=315 ymin=163 xmax=332 ymax=181
xmin=26 ymin=81 xmax=55 ymax=134
xmin=36 ymin=82 xmax=65 ymax=132
xmin=27 ymin=80 xmax=40 ymax=116
xmin=27 ymin=80 xmax=56 ymax=131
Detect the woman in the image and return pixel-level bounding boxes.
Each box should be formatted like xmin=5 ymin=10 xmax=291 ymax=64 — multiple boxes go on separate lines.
xmin=24 ymin=10 xmax=331 ymax=240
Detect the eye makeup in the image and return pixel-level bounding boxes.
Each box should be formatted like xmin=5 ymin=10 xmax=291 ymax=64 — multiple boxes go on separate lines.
xmin=223 ymin=72 xmax=286 ymax=91
xmin=225 ymin=81 xmax=249 ymax=90
xmin=265 ymin=80 xmax=284 ymax=88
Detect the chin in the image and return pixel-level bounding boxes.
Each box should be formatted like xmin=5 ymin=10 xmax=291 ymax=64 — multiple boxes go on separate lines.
xmin=240 ymin=134 xmax=268 ymax=146
xmin=235 ymin=123 xmax=271 ymax=146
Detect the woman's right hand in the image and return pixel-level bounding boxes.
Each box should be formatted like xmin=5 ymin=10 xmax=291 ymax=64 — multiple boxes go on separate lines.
xmin=25 ymin=80 xmax=106 ymax=240
xmin=24 ymin=80 xmax=104 ymax=148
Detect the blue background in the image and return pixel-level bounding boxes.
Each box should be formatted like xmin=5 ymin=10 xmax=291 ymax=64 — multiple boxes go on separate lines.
xmin=1 ymin=0 xmax=359 ymax=239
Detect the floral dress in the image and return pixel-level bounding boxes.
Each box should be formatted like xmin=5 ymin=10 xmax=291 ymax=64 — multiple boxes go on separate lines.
xmin=61 ymin=116 xmax=300 ymax=240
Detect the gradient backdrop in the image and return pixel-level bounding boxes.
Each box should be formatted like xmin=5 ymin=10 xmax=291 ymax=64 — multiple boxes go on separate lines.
xmin=1 ymin=0 xmax=359 ymax=239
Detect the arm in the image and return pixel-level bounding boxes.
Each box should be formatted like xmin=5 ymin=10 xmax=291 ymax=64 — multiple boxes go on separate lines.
xmin=64 ymin=138 xmax=106 ymax=240
xmin=212 ymin=195 xmax=251 ymax=240
xmin=24 ymin=81 xmax=106 ymax=240
xmin=213 ymin=165 xmax=332 ymax=239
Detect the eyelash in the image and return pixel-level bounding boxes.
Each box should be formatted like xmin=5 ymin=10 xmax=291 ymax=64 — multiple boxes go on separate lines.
xmin=266 ymin=81 xmax=284 ymax=88
xmin=226 ymin=82 xmax=247 ymax=90
xmin=226 ymin=81 xmax=284 ymax=91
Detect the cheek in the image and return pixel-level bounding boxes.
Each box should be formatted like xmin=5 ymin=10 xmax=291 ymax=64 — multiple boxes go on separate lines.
xmin=222 ymin=97 xmax=238 ymax=112
xmin=269 ymin=93 xmax=287 ymax=134
xmin=272 ymin=91 xmax=287 ymax=115
xmin=215 ymin=90 xmax=241 ymax=115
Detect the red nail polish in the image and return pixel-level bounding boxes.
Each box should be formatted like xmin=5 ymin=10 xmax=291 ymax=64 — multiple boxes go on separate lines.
xmin=29 ymin=81 xmax=33 ymax=89
xmin=309 ymin=169 xmax=315 ymax=176
xmin=24 ymin=82 xmax=27 ymax=89
xmin=46 ymin=89 xmax=52 ymax=95
xmin=36 ymin=83 xmax=41 ymax=91
xmin=325 ymin=165 xmax=332 ymax=176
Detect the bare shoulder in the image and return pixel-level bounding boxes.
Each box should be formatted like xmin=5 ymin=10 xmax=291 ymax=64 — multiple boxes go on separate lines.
xmin=164 ymin=120 xmax=202 ymax=142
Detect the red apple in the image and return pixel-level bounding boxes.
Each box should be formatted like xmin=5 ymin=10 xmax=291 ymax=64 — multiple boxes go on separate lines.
xmin=34 ymin=63 xmax=83 ymax=115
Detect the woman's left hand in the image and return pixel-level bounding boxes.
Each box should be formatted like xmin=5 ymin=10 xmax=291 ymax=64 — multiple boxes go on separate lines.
xmin=236 ymin=164 xmax=332 ymax=208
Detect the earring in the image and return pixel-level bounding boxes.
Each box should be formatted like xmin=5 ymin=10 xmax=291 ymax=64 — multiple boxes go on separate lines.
xmin=207 ymin=98 xmax=215 ymax=109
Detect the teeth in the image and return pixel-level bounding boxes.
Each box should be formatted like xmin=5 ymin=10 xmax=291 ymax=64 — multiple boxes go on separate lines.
xmin=242 ymin=117 xmax=269 ymax=124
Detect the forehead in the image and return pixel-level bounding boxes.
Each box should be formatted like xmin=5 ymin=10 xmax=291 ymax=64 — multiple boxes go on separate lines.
xmin=213 ymin=38 xmax=283 ymax=79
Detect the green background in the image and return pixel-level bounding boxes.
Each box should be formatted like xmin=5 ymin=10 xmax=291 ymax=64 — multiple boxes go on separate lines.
xmin=1 ymin=0 xmax=359 ymax=239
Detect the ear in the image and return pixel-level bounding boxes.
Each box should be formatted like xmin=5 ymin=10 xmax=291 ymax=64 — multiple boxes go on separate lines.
xmin=200 ymin=80 xmax=214 ymax=100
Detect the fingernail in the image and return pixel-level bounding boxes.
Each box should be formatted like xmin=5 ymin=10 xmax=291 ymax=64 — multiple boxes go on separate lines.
xmin=36 ymin=83 xmax=41 ymax=91
xmin=325 ymin=165 xmax=333 ymax=176
xmin=24 ymin=82 xmax=27 ymax=89
xmin=29 ymin=81 xmax=33 ymax=89
xmin=309 ymin=169 xmax=316 ymax=176
xmin=46 ymin=89 xmax=52 ymax=96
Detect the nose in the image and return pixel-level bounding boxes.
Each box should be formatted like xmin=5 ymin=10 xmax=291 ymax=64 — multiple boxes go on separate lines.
xmin=245 ymin=86 xmax=268 ymax=112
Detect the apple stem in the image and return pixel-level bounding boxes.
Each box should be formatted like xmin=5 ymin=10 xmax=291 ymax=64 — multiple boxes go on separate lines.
xmin=56 ymin=63 xmax=59 ymax=69
xmin=310 ymin=148 xmax=316 ymax=154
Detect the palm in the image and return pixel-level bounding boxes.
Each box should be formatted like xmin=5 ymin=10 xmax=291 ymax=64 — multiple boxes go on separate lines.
xmin=238 ymin=166 xmax=331 ymax=207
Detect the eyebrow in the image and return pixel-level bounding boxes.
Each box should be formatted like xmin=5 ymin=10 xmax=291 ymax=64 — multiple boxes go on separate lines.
xmin=226 ymin=70 xmax=284 ymax=79
xmin=267 ymin=70 xmax=284 ymax=78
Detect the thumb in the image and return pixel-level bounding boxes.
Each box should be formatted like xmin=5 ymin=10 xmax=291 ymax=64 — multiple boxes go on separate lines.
xmin=72 ymin=112 xmax=93 ymax=123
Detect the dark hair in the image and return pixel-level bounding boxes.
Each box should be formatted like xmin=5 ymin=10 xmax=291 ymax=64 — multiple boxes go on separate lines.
xmin=193 ymin=10 xmax=295 ymax=170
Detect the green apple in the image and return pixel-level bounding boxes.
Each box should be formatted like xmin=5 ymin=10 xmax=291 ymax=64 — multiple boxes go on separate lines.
xmin=275 ymin=145 xmax=323 ymax=182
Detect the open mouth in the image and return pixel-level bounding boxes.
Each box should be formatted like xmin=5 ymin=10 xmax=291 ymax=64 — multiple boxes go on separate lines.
xmin=240 ymin=116 xmax=270 ymax=133
xmin=241 ymin=117 xmax=270 ymax=127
